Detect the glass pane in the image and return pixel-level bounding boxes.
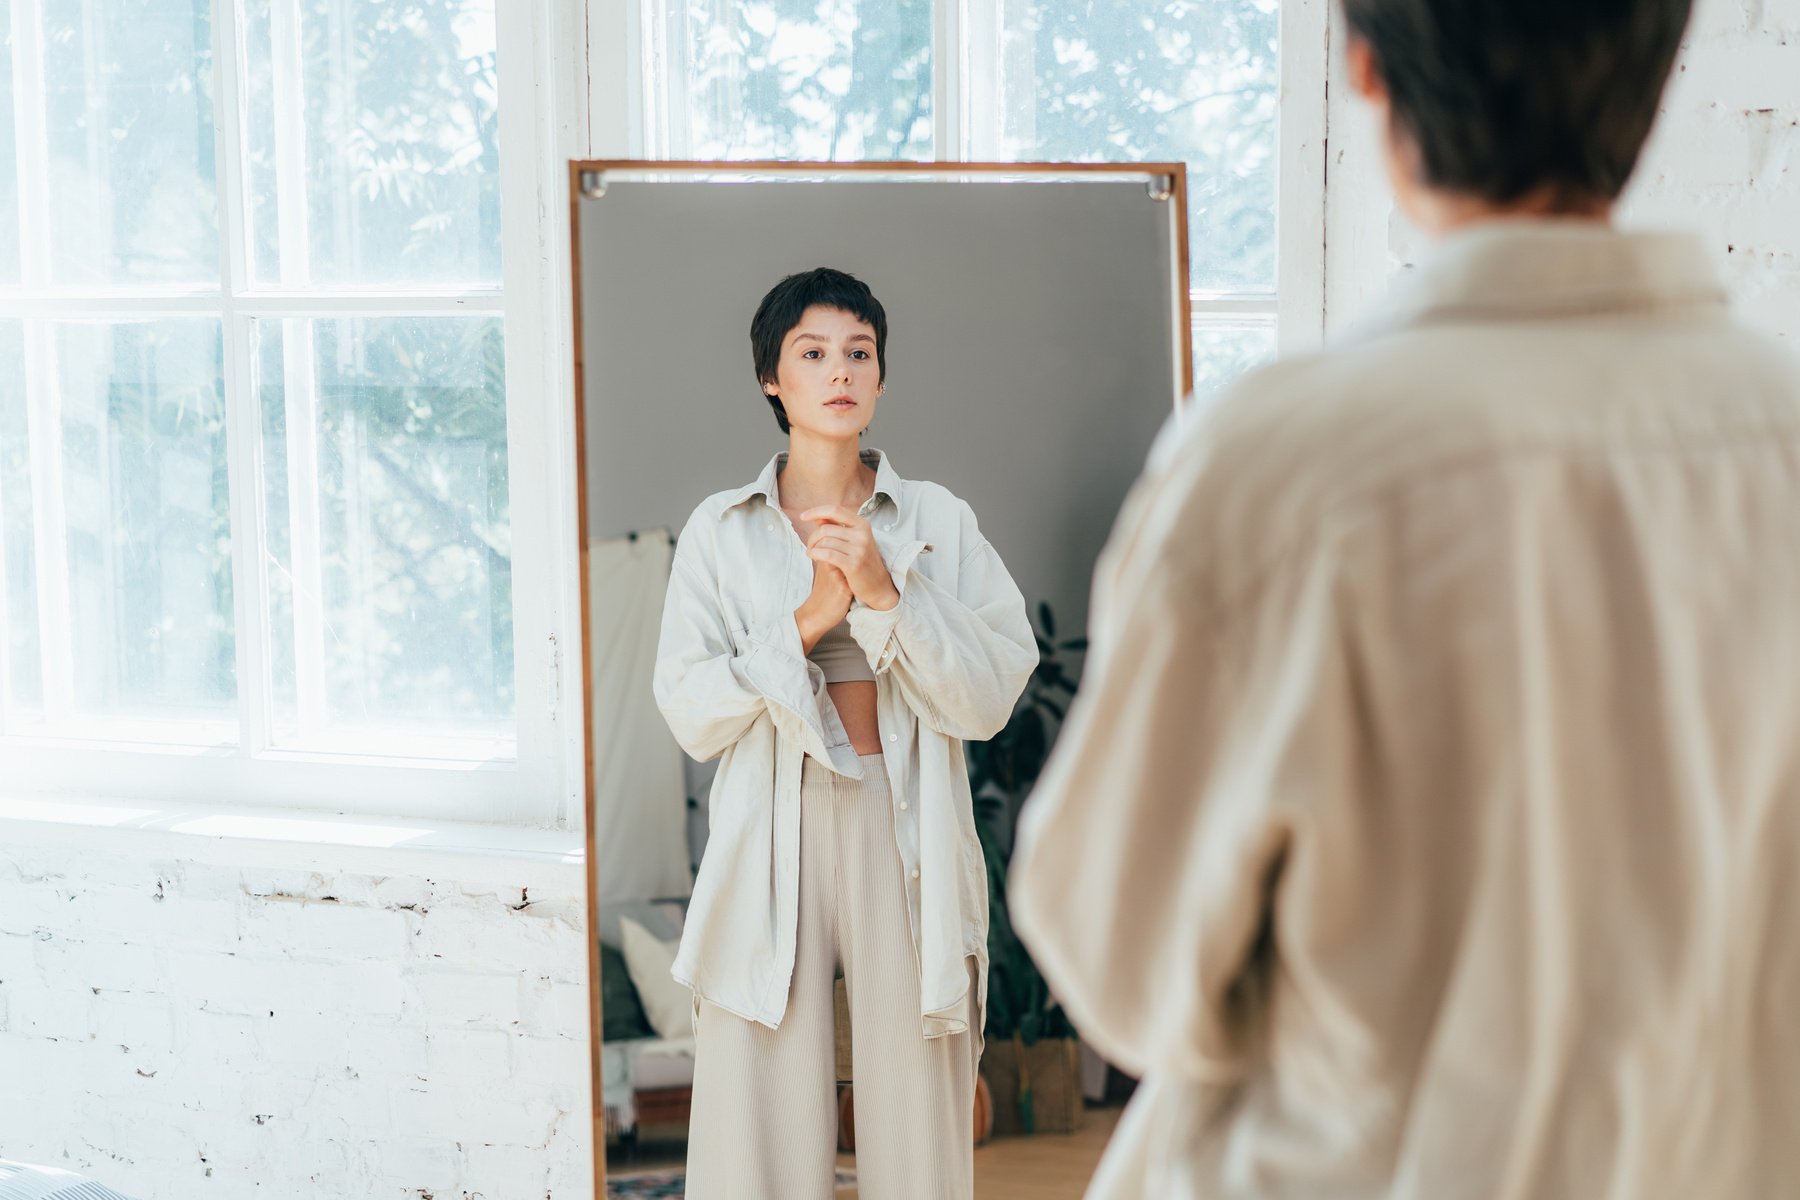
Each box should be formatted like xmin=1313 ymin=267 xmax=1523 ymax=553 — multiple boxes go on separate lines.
xmin=1191 ymin=318 xmax=1274 ymax=403
xmin=241 ymin=0 xmax=502 ymax=287
xmin=258 ymin=317 xmax=512 ymax=747
xmin=0 ymin=1 xmax=20 ymax=284
xmin=0 ymin=321 xmax=37 ymax=713
xmin=666 ymin=0 xmax=933 ymax=159
xmin=41 ymin=0 xmax=217 ymax=285
xmin=54 ymin=320 xmax=235 ymax=718
xmin=997 ymin=0 xmax=1279 ymax=292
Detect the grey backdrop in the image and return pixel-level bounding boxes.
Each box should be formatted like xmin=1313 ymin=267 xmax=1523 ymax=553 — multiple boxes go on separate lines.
xmin=576 ymin=171 xmax=1184 ymax=643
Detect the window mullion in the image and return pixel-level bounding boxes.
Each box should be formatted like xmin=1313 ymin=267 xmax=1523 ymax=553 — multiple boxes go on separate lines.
xmin=214 ymin=0 xmax=272 ymax=756
xmin=958 ymin=0 xmax=1003 ymax=160
xmin=23 ymin=323 xmax=73 ymax=721
xmin=647 ymin=0 xmax=684 ymax=157
xmin=14 ymin=1 xmax=52 ymax=285
xmin=270 ymin=0 xmax=312 ymax=286
xmin=214 ymin=0 xmax=254 ymax=297
xmin=933 ymin=0 xmax=963 ymax=160
xmin=10 ymin=1 xmax=58 ymax=727
xmin=266 ymin=0 xmax=332 ymax=750
xmin=77 ymin=0 xmax=112 ymax=274
xmin=281 ymin=317 xmax=331 ymax=743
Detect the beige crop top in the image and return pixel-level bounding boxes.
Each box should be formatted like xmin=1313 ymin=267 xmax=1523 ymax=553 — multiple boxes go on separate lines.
xmin=808 ymin=616 xmax=876 ymax=683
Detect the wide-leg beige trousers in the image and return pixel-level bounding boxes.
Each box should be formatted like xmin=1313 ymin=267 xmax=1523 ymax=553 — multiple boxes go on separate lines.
xmin=685 ymin=750 xmax=980 ymax=1200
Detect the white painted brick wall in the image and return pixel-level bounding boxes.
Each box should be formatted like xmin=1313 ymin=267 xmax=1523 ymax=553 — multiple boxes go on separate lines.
xmin=0 ymin=828 xmax=592 ymax=1200
xmin=1324 ymin=0 xmax=1800 ymax=343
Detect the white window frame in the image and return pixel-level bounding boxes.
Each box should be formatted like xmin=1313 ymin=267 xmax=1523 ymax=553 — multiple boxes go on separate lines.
xmin=600 ymin=0 xmax=1329 ymax=356
xmin=0 ymin=0 xmax=592 ymax=828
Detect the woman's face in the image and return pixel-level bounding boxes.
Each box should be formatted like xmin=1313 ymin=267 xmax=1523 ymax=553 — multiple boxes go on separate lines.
xmin=765 ymin=304 xmax=882 ymax=440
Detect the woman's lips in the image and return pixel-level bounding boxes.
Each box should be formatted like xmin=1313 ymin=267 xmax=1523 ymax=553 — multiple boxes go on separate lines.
xmin=826 ymin=399 xmax=856 ymax=409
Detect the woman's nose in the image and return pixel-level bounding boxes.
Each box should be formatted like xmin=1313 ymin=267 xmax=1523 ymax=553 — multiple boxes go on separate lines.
xmin=830 ymin=356 xmax=853 ymax=383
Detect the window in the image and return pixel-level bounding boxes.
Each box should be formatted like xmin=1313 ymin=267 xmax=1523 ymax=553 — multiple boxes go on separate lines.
xmin=631 ymin=0 xmax=1325 ymax=387
xmin=0 ymin=0 xmax=569 ymax=822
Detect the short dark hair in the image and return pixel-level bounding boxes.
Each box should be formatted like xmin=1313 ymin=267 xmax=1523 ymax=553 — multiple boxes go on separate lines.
xmin=750 ymin=268 xmax=888 ymax=434
xmin=1341 ymin=0 xmax=1692 ymax=205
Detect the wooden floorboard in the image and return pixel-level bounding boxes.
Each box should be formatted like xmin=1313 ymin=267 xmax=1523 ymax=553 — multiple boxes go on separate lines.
xmin=835 ymin=1103 xmax=1122 ymax=1199
xmin=606 ymin=1102 xmax=1124 ymax=1198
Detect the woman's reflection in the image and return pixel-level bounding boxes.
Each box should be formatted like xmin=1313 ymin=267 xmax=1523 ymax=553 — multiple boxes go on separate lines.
xmin=652 ymin=267 xmax=1038 ymax=1198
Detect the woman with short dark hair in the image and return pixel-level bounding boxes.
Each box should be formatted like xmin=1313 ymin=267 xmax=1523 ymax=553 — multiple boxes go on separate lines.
xmin=1012 ymin=1 xmax=1800 ymax=1196
xmin=655 ymin=267 xmax=1036 ymax=1198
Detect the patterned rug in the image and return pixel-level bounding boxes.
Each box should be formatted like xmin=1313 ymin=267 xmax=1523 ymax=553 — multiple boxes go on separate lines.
xmin=606 ymin=1167 xmax=857 ymax=1197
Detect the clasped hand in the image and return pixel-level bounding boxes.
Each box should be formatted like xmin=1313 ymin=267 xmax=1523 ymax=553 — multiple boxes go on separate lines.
xmin=801 ymin=506 xmax=900 ymax=612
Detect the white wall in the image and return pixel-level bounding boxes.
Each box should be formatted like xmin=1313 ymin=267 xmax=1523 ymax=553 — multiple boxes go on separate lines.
xmin=1323 ymin=0 xmax=1800 ymax=342
xmin=0 ymin=806 xmax=592 ymax=1200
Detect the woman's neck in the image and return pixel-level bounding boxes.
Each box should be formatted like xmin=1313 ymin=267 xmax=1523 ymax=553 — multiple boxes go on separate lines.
xmin=778 ymin=432 xmax=873 ymax=512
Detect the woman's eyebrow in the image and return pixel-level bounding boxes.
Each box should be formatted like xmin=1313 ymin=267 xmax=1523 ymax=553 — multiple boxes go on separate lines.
xmin=790 ymin=331 xmax=875 ymax=344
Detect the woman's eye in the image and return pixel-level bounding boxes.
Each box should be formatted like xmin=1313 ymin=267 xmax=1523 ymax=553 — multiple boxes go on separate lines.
xmin=850 ymin=350 xmax=869 ymax=360
xmin=803 ymin=349 xmax=821 ymax=359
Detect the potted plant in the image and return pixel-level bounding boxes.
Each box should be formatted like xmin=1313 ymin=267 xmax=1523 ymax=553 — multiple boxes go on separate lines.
xmin=967 ymin=600 xmax=1086 ymax=1135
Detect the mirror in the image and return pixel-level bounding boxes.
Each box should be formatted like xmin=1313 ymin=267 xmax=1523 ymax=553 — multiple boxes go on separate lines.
xmin=572 ymin=161 xmax=1190 ymax=1197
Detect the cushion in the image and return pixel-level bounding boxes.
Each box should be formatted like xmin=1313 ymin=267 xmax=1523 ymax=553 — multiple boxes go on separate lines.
xmin=618 ymin=916 xmax=692 ymax=1040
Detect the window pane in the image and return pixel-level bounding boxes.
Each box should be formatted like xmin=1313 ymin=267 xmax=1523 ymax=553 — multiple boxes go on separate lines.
xmin=0 ymin=2 xmax=20 ymax=284
xmin=0 ymin=321 xmax=36 ymax=714
xmin=55 ymin=320 xmax=235 ymax=719
xmin=1191 ymin=318 xmax=1275 ymax=403
xmin=242 ymin=0 xmax=503 ymax=287
xmin=663 ymin=0 xmax=933 ymax=159
xmin=41 ymin=0 xmax=217 ymax=285
xmin=997 ymin=0 xmax=1278 ymax=292
xmin=258 ymin=317 xmax=511 ymax=749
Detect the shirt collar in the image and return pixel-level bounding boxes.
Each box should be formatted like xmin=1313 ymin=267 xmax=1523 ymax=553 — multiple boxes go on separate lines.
xmin=1346 ymin=220 xmax=1729 ymax=343
xmin=719 ymin=446 xmax=905 ymax=519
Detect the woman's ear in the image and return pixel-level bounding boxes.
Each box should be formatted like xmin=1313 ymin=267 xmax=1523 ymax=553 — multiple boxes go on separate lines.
xmin=1346 ymin=35 xmax=1387 ymax=106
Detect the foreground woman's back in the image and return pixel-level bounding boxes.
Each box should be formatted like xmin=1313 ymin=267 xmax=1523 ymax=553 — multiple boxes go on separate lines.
xmin=1010 ymin=222 xmax=1800 ymax=1198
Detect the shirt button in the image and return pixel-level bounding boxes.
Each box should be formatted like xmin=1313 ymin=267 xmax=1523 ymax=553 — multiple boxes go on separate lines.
xmin=898 ymin=801 xmax=909 ymax=811
xmin=887 ymin=733 xmax=897 ymax=743
xmin=911 ymin=868 xmax=920 ymax=880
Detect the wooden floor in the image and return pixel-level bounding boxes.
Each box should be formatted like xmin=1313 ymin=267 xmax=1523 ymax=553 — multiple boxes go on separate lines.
xmin=607 ymin=1103 xmax=1123 ymax=1199
xmin=837 ymin=1103 xmax=1122 ymax=1199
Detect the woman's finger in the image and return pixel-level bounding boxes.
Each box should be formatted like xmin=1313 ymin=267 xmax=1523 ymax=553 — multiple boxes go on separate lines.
xmin=800 ymin=505 xmax=864 ymax=528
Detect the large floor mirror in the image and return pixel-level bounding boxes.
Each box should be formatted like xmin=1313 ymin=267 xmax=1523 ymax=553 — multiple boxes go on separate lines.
xmin=571 ymin=160 xmax=1191 ymax=1197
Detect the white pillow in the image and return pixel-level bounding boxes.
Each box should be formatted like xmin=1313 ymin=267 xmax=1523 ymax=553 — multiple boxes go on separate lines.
xmin=618 ymin=915 xmax=692 ymax=1041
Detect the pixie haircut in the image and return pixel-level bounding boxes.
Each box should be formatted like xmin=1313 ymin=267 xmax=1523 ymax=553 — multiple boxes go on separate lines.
xmin=750 ymin=267 xmax=888 ymax=434
xmin=1342 ymin=0 xmax=1692 ymax=205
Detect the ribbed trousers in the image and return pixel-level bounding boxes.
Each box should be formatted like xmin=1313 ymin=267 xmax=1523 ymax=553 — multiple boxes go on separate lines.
xmin=684 ymin=751 xmax=980 ymax=1200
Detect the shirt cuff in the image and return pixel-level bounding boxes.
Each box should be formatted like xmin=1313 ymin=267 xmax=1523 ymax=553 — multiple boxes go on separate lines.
xmin=742 ymin=613 xmax=844 ymax=766
xmin=845 ymin=536 xmax=931 ymax=673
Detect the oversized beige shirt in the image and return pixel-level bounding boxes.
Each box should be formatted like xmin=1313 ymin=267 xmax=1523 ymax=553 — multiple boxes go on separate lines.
xmin=654 ymin=447 xmax=1036 ymax=1041
xmin=1010 ymin=222 xmax=1800 ymax=1199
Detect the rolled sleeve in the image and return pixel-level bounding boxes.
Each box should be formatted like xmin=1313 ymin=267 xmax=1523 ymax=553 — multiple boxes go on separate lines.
xmin=846 ymin=527 xmax=1037 ymax=741
xmin=654 ymin=551 xmax=842 ymax=767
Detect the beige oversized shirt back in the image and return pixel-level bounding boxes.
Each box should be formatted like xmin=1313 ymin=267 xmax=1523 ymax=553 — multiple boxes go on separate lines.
xmin=1010 ymin=223 xmax=1800 ymax=1199
xmin=654 ymin=447 xmax=1036 ymax=1045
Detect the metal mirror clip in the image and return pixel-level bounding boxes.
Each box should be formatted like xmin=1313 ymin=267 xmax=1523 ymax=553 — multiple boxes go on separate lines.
xmin=1147 ymin=174 xmax=1175 ymax=202
xmin=581 ymin=170 xmax=608 ymax=200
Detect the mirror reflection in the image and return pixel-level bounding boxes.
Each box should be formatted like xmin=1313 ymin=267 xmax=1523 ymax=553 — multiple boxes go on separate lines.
xmin=576 ymin=165 xmax=1188 ymax=1198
